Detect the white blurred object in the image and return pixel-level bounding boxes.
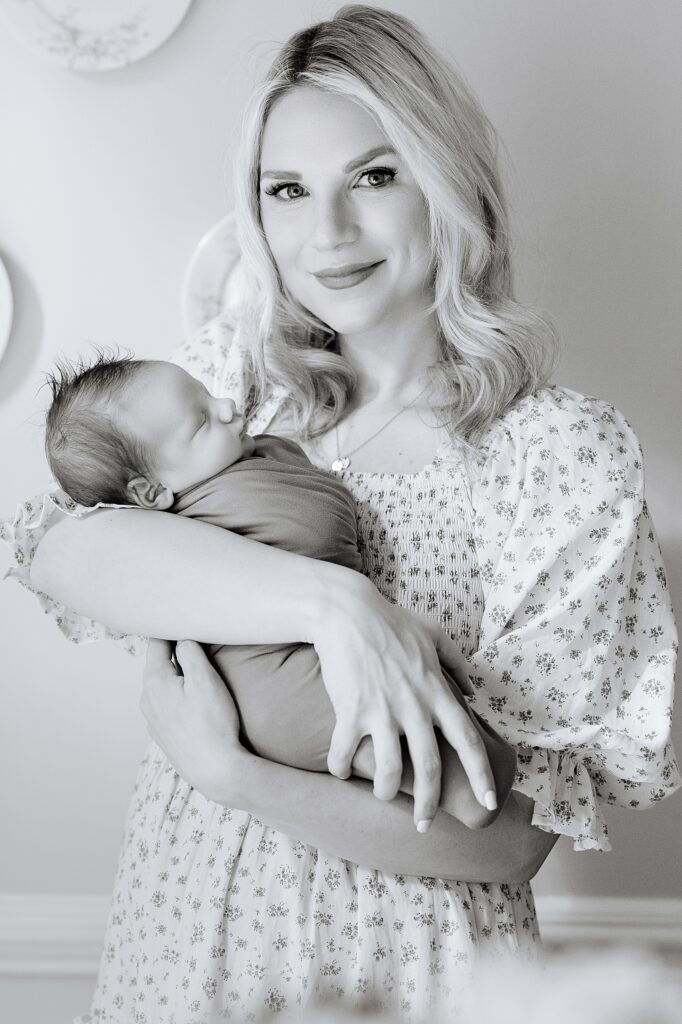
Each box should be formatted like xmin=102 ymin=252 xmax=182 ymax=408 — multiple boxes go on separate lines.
xmin=461 ymin=947 xmax=682 ymax=1024
xmin=0 ymin=0 xmax=193 ymax=72
xmin=0 ymin=254 xmax=14 ymax=363
xmin=286 ymin=948 xmax=682 ymax=1024
xmin=181 ymin=212 xmax=247 ymax=337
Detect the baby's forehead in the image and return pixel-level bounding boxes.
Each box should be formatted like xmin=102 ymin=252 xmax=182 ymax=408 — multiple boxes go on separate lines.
xmin=133 ymin=360 xmax=196 ymax=397
xmin=115 ymin=360 xmax=194 ymax=422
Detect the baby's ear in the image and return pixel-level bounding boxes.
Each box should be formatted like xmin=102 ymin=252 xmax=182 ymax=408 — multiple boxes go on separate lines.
xmin=126 ymin=476 xmax=174 ymax=510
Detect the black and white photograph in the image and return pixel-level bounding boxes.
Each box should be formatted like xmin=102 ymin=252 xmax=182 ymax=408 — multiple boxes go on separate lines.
xmin=0 ymin=2 xmax=680 ymax=1022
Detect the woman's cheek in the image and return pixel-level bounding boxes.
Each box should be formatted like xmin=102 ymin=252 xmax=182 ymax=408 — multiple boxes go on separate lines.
xmin=263 ymin=210 xmax=302 ymax=259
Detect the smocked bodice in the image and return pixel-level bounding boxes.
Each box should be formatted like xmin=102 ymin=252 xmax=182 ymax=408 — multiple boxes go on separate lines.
xmin=337 ymin=465 xmax=483 ymax=656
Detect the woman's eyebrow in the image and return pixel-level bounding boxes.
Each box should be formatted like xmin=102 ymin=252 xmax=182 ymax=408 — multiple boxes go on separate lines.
xmin=260 ymin=168 xmax=302 ymax=181
xmin=343 ymin=145 xmax=396 ymax=173
xmin=260 ymin=146 xmax=397 ymax=181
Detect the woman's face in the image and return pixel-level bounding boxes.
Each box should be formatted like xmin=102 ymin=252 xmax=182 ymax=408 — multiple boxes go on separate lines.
xmin=259 ymin=85 xmax=434 ymax=341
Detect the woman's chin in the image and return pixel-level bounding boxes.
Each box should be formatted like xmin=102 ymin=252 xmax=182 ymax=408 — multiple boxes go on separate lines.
xmin=308 ymin=303 xmax=390 ymax=340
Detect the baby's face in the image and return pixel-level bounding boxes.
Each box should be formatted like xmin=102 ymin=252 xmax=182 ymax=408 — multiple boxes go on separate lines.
xmin=120 ymin=361 xmax=256 ymax=494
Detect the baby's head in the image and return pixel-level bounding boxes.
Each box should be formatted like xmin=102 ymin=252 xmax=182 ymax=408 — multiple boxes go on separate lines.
xmin=45 ymin=353 xmax=254 ymax=508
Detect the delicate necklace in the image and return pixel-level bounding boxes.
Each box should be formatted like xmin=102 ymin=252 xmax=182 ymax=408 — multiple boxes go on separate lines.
xmin=331 ymin=381 xmax=431 ymax=472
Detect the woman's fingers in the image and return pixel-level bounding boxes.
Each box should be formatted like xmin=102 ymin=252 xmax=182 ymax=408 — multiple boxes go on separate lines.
xmin=327 ymin=720 xmax=365 ymax=780
xmin=435 ymin=697 xmax=497 ymax=811
xmin=139 ymin=639 xmax=243 ymax=802
xmin=316 ymin=588 xmax=497 ymax=828
xmin=175 ymin=641 xmax=243 ymax=734
xmin=403 ymin=713 xmax=442 ymax=830
xmin=141 ymin=638 xmax=183 ymax=722
xmin=145 ymin=637 xmax=181 ymax=677
xmin=369 ymin=726 xmax=404 ymax=801
xmin=175 ymin=640 xmax=222 ymax=692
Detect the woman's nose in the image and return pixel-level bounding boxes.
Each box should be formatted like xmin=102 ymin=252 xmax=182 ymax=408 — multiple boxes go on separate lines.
xmin=312 ymin=193 xmax=358 ymax=251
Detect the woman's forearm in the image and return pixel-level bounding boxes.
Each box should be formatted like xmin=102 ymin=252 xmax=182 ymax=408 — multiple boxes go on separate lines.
xmin=30 ymin=509 xmax=355 ymax=644
xmin=222 ymin=749 xmax=558 ymax=884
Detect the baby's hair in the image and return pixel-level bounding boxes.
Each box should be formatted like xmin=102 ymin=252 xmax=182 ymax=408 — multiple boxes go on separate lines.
xmin=44 ymin=350 xmax=154 ymax=507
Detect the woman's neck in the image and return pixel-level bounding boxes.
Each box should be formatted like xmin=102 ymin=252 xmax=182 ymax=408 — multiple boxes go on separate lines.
xmin=338 ymin=315 xmax=442 ymax=407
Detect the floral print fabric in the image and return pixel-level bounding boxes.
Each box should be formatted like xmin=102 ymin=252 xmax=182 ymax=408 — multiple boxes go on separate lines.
xmin=81 ymin=747 xmax=538 ymax=1022
xmin=1 ymin=314 xmax=679 ymax=1021
xmin=464 ymin=389 xmax=680 ymax=849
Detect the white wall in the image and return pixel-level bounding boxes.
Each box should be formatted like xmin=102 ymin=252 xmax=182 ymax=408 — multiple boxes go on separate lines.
xmin=0 ymin=0 xmax=680 ymax=906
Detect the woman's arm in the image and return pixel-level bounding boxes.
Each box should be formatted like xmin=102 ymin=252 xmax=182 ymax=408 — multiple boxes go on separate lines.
xmin=143 ymin=641 xmax=557 ymax=883
xmin=232 ymin=755 xmax=556 ymax=883
xmin=31 ymin=509 xmax=497 ymax=826
xmin=30 ymin=509 xmax=330 ymax=644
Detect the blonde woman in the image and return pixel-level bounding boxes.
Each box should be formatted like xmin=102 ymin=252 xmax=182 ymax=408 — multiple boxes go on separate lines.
xmin=5 ymin=5 xmax=678 ymax=1022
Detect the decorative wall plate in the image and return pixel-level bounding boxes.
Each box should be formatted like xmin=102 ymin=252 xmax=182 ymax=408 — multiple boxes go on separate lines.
xmin=0 ymin=0 xmax=193 ymax=72
xmin=0 ymin=256 xmax=14 ymax=363
xmin=181 ymin=213 xmax=248 ymax=337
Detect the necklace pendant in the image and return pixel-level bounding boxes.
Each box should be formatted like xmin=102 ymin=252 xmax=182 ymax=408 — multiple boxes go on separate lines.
xmin=331 ymin=456 xmax=350 ymax=472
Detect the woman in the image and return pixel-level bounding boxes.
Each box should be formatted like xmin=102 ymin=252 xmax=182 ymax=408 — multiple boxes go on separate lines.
xmin=7 ymin=5 xmax=678 ymax=1021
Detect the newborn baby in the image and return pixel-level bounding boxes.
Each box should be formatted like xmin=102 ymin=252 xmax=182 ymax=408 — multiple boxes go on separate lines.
xmin=45 ymin=353 xmax=515 ymax=826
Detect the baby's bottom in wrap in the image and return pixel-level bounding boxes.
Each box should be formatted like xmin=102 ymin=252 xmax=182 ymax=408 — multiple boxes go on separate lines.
xmin=206 ymin=641 xmax=514 ymax=806
xmin=208 ymin=641 xmax=334 ymax=771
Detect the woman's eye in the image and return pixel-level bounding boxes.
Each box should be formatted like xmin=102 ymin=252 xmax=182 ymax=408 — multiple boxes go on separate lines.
xmin=356 ymin=167 xmax=397 ymax=189
xmin=264 ymin=182 xmax=308 ymax=202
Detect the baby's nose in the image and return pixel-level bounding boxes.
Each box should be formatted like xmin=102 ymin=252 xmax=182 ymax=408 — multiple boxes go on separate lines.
xmin=215 ymin=397 xmax=238 ymax=423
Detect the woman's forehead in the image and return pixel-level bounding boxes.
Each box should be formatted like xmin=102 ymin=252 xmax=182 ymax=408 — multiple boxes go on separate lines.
xmin=260 ymin=86 xmax=390 ymax=169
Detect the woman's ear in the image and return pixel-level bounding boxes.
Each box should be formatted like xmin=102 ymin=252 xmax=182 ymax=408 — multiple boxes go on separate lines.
xmin=126 ymin=476 xmax=174 ymax=510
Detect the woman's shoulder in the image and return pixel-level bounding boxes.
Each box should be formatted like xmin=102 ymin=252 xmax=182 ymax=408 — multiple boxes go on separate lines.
xmin=478 ymin=384 xmax=642 ymax=468
xmin=470 ymin=384 xmax=645 ymax=508
xmin=488 ymin=383 xmax=637 ymax=440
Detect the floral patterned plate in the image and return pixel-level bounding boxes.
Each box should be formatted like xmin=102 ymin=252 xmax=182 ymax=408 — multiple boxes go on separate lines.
xmin=0 ymin=255 xmax=13 ymax=364
xmin=0 ymin=0 xmax=193 ymax=72
xmin=181 ymin=212 xmax=248 ymax=337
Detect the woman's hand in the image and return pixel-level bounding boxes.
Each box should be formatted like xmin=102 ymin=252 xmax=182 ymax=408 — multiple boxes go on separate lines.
xmin=140 ymin=638 xmax=243 ymax=802
xmin=313 ymin=576 xmax=496 ymax=831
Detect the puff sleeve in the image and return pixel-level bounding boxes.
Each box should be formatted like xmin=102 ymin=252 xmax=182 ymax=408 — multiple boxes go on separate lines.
xmin=466 ymin=387 xmax=680 ymax=850
xmin=0 ymin=314 xmax=266 ymax=649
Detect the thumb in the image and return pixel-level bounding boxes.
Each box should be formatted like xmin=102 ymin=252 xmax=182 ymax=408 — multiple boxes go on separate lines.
xmin=433 ymin=632 xmax=474 ymax=696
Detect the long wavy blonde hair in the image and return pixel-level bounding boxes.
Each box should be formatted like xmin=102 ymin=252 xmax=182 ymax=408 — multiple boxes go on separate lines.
xmin=233 ymin=4 xmax=557 ymax=444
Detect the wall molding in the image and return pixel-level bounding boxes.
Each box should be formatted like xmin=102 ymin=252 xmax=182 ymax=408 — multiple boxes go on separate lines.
xmin=535 ymin=895 xmax=682 ymax=948
xmin=0 ymin=893 xmax=681 ymax=977
xmin=0 ymin=894 xmax=109 ymax=977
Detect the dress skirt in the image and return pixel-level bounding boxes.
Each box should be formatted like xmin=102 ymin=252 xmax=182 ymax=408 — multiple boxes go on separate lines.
xmin=75 ymin=743 xmax=540 ymax=1023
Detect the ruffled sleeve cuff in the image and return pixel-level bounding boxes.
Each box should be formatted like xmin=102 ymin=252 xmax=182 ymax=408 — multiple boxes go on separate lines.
xmin=512 ymin=746 xmax=611 ymax=851
xmin=0 ymin=488 xmax=146 ymax=655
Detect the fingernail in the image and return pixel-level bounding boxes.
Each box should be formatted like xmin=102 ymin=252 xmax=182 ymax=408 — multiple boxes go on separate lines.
xmin=417 ymin=819 xmax=432 ymax=834
xmin=484 ymin=790 xmax=497 ymax=811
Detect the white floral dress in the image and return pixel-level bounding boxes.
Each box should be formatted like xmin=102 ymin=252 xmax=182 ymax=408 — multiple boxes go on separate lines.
xmin=2 ymin=317 xmax=679 ymax=1023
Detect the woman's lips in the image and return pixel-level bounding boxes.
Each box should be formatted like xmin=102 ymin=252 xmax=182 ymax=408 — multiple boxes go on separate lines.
xmin=312 ymin=261 xmax=384 ymax=290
